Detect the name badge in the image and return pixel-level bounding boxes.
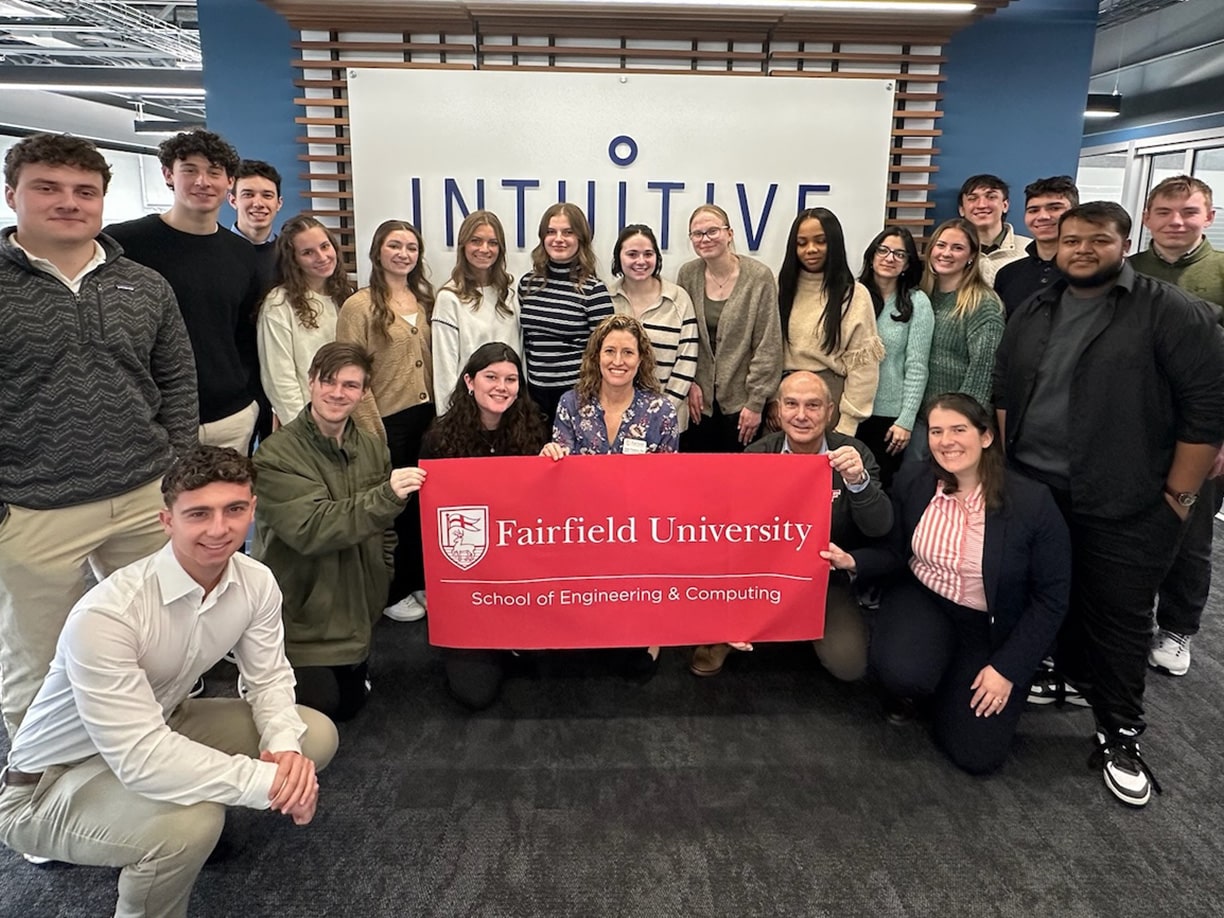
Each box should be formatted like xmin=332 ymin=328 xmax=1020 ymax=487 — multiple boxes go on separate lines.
xmin=622 ymin=438 xmax=648 ymax=455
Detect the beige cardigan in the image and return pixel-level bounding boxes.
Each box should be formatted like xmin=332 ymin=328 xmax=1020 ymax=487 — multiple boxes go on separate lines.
xmin=336 ymin=288 xmax=432 ymax=437
xmin=676 ymin=255 xmax=783 ymax=416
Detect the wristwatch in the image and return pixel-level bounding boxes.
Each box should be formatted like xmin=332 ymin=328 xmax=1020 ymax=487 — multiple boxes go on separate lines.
xmin=1164 ymin=484 xmax=1198 ymax=508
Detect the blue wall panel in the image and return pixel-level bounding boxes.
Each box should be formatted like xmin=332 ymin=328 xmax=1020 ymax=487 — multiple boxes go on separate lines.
xmin=197 ymin=0 xmax=302 ymax=231
xmin=935 ymin=0 xmax=1098 ymax=226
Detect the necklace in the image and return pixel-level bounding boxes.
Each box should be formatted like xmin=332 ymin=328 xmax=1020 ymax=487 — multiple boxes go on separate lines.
xmin=706 ymin=259 xmax=738 ymax=293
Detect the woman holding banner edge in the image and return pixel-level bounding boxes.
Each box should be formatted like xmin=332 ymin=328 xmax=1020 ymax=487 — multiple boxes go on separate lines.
xmin=420 ymin=342 xmax=549 ymax=709
xmin=542 ymin=314 xmax=678 ymax=677
xmin=833 ymin=392 xmax=1070 ymax=774
xmin=676 ymin=203 xmax=784 ymax=453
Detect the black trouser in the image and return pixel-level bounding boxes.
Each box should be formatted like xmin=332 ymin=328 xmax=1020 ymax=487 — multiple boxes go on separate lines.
xmin=871 ymin=576 xmax=1025 ymax=775
xmin=855 ymin=414 xmax=905 ymax=491
xmin=443 ymin=648 xmax=506 ymax=711
xmin=294 ymin=660 xmax=370 ymax=722
xmin=383 ymin=403 xmax=434 ymax=603
xmin=1155 ymin=477 xmax=1220 ymax=636
xmin=679 ymin=400 xmax=753 ymax=453
xmin=1049 ymin=496 xmax=1185 ymax=734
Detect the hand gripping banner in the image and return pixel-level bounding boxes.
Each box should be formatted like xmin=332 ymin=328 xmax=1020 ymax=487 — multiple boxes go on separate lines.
xmin=419 ymin=453 xmax=832 ymax=649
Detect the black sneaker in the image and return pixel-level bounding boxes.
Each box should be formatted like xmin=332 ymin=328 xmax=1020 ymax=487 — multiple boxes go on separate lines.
xmin=1090 ymin=729 xmax=1162 ymax=807
xmin=1027 ymin=670 xmax=1090 ymax=708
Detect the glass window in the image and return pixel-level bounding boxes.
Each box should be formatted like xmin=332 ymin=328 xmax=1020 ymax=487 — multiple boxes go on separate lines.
xmin=1076 ymin=152 xmax=1127 ymax=204
xmin=1192 ymin=147 xmax=1224 ymax=250
xmin=1149 ymin=151 xmax=1190 ymax=190
xmin=1135 ymin=151 xmax=1193 ymax=251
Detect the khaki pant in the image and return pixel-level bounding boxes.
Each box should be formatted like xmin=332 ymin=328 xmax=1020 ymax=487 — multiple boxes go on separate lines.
xmin=0 ymin=699 xmax=338 ymax=918
xmin=199 ymin=400 xmax=260 ymax=454
xmin=813 ymin=578 xmax=869 ymax=682
xmin=0 ymin=478 xmax=166 ymax=737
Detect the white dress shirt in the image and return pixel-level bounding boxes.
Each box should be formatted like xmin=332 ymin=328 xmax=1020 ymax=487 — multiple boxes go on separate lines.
xmin=7 ymin=543 xmax=306 ymax=810
xmin=14 ymin=239 xmax=107 ymax=294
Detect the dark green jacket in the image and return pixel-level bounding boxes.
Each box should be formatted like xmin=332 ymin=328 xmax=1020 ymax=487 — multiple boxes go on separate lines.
xmin=253 ymin=408 xmax=405 ymax=667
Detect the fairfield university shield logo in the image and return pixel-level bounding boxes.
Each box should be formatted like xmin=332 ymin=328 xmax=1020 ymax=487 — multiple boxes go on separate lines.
xmin=438 ymin=505 xmax=489 ymax=570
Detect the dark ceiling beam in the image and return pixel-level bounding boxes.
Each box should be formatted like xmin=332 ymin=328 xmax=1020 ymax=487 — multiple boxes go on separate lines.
xmin=0 ymin=64 xmax=203 ymax=90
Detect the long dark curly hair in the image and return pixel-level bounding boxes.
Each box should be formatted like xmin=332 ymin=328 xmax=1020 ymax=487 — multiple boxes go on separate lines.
xmin=425 ymin=342 xmax=547 ymax=458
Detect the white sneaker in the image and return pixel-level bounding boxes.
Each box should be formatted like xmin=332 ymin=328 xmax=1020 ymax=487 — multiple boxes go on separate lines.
xmin=383 ymin=595 xmax=426 ymax=622
xmin=23 ymin=853 xmax=54 ymax=865
xmin=411 ymin=590 xmax=428 ymax=612
xmin=1094 ymin=729 xmax=1160 ymax=807
xmin=1148 ymin=629 xmax=1191 ymax=676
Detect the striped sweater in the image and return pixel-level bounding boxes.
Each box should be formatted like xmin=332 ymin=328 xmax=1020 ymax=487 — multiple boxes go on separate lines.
xmin=608 ymin=276 xmax=699 ymax=429
xmin=517 ymin=261 xmax=614 ymax=390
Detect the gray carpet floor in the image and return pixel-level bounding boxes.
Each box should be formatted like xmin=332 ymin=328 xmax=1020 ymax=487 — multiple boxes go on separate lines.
xmin=3 ymin=529 xmax=1224 ymax=917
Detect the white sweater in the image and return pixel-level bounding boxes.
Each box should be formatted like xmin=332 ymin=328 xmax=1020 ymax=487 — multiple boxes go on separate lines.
xmin=256 ymin=287 xmax=339 ymax=423
xmin=431 ymin=284 xmax=524 ymax=414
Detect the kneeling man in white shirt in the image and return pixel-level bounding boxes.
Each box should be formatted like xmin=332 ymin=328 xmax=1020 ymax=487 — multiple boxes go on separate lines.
xmin=0 ymin=445 xmax=338 ymax=918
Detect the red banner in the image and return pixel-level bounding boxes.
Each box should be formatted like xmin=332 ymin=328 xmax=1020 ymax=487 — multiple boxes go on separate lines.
xmin=419 ymin=454 xmax=832 ymax=649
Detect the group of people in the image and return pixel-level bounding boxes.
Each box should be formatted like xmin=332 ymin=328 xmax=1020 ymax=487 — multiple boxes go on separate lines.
xmin=1 ymin=125 xmax=1223 ymax=916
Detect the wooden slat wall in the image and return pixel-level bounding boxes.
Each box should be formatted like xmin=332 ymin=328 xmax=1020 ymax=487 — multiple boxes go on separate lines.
xmin=292 ymin=31 xmax=945 ymax=256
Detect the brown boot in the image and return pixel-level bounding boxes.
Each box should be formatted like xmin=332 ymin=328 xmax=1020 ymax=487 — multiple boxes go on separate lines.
xmin=690 ymin=643 xmax=733 ymax=677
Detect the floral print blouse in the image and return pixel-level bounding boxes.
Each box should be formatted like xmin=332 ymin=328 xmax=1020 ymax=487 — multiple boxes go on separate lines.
xmin=552 ymin=387 xmax=679 ymax=454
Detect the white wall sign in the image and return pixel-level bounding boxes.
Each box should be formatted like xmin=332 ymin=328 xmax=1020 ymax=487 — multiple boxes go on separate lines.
xmin=346 ymin=69 xmax=894 ymax=284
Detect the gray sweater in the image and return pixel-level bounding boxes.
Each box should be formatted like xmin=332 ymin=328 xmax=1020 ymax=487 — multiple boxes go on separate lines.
xmin=676 ymin=255 xmax=783 ymax=416
xmin=0 ymin=229 xmax=198 ymax=509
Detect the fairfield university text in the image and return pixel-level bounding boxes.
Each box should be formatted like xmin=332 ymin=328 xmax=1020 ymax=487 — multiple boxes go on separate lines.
xmin=495 ymin=515 xmax=815 ymax=553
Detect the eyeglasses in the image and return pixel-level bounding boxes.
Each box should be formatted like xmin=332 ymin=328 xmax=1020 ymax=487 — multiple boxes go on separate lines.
xmin=689 ymin=226 xmax=729 ymax=242
xmin=874 ymin=245 xmax=909 ymax=262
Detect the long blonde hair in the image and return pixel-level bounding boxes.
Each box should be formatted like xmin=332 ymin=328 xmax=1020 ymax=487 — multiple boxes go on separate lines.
xmin=367 ymin=219 xmax=435 ymax=338
xmin=444 ymin=210 xmax=514 ymax=318
xmin=920 ymin=218 xmax=995 ymax=320
xmin=525 ymin=202 xmax=598 ymax=292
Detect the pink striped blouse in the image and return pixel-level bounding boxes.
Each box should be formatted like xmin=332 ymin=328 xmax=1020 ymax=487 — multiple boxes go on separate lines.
xmin=908 ymin=483 xmax=989 ymax=612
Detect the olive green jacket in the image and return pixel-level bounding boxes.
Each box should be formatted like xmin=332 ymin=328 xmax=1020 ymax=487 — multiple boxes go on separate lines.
xmin=253 ymin=407 xmax=405 ymax=667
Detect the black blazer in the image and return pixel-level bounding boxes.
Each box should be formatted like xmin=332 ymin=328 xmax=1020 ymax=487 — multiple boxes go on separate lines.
xmin=853 ymin=462 xmax=1071 ymax=685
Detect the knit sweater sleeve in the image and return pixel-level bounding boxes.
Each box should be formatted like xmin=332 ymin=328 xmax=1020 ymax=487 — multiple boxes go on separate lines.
xmin=257 ymin=288 xmax=305 ymax=423
xmin=336 ymin=292 xmax=386 ymax=439
xmin=431 ymin=288 xmax=463 ymax=415
xmin=834 ymin=282 xmax=886 ymax=436
xmin=150 ymin=271 xmax=200 ymax=456
xmin=665 ymin=285 xmax=699 ymax=404
xmin=896 ymin=290 xmax=934 ymax=432
xmin=585 ymin=278 xmax=615 ymax=331
xmin=676 ymin=260 xmax=714 ymax=410
xmin=958 ymin=293 xmax=1005 ymax=408
xmin=743 ymin=264 xmax=784 ymax=413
